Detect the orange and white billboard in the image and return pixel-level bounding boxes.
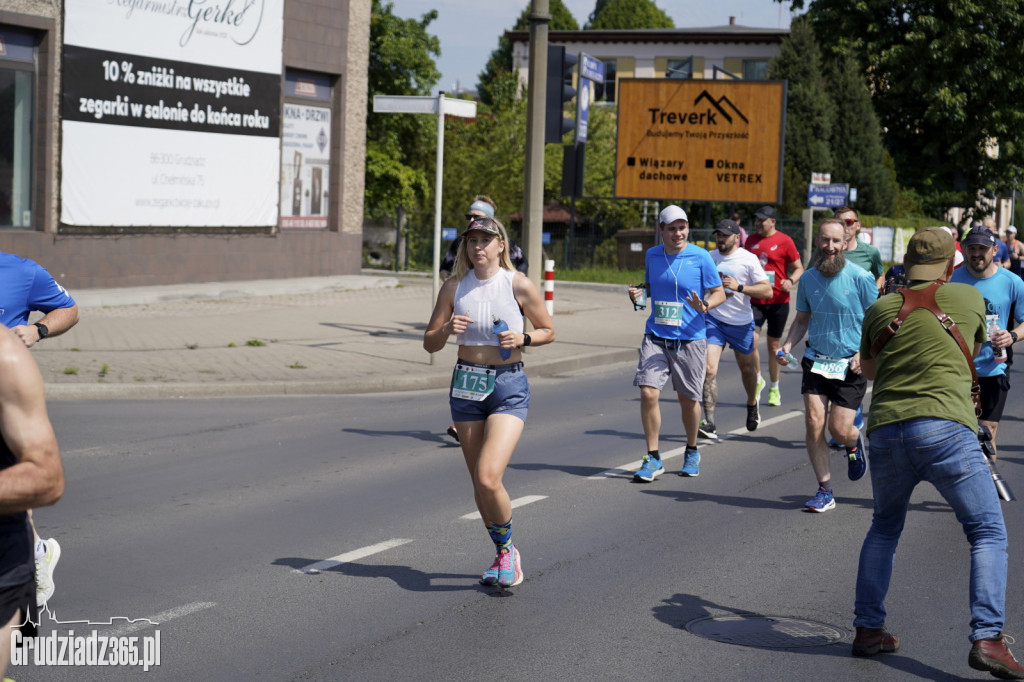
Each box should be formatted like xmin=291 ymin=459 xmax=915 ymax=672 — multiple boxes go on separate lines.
xmin=615 ymin=79 xmax=786 ymax=204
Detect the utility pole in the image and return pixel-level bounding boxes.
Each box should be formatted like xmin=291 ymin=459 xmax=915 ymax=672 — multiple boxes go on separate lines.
xmin=523 ymin=0 xmax=550 ymax=284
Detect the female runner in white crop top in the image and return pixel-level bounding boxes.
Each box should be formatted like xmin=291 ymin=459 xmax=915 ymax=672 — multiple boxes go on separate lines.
xmin=423 ymin=215 xmax=554 ymax=588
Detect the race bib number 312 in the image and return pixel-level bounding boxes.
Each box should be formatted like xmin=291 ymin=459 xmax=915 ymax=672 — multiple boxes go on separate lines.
xmin=654 ymin=300 xmax=684 ymax=326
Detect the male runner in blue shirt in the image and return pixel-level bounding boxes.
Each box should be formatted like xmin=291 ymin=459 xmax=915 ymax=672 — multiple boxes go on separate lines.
xmin=629 ymin=206 xmax=725 ymax=481
xmin=951 ymin=227 xmax=1024 ymax=456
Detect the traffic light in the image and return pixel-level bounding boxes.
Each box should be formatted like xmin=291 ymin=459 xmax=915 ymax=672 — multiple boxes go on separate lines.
xmin=545 ymin=46 xmax=577 ymax=144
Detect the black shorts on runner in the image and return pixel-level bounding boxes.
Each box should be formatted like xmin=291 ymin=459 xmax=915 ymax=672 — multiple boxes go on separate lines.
xmin=800 ymin=356 xmax=867 ymax=410
xmin=752 ymin=302 xmax=790 ymax=339
xmin=980 ymin=374 xmax=1010 ymax=422
xmin=0 ymin=578 xmax=38 ymax=638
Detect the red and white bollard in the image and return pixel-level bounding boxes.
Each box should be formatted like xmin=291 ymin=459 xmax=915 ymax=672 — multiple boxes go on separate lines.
xmin=543 ymin=259 xmax=554 ymax=315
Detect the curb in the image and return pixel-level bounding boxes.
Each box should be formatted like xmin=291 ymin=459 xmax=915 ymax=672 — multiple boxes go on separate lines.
xmin=42 ymin=348 xmax=639 ymax=400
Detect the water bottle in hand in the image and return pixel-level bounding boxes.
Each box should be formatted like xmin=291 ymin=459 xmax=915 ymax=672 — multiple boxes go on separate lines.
xmin=632 ymin=283 xmax=648 ymax=311
xmin=988 ymin=315 xmax=1007 ymax=363
xmin=777 ymin=349 xmax=796 ymax=365
xmin=493 ymin=316 xmax=511 ymax=360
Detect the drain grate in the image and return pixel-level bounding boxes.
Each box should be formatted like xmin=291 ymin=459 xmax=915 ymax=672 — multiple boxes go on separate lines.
xmin=685 ymin=615 xmax=846 ymax=649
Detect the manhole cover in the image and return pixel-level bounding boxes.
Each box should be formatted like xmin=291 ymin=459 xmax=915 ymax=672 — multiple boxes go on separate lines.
xmin=685 ymin=615 xmax=846 ymax=649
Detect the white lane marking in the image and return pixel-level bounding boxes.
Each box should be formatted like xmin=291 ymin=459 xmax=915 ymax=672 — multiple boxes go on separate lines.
xmin=590 ymin=408 xmax=808 ymax=479
xmin=105 ymin=601 xmax=217 ymax=637
xmin=298 ymin=538 xmax=413 ymax=575
xmin=590 ymin=445 xmax=689 ymax=479
xmin=460 ymin=495 xmax=548 ymax=520
xmin=725 ymin=410 xmax=804 ymax=436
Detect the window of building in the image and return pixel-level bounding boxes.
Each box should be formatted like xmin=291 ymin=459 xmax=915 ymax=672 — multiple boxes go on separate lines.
xmin=0 ymin=27 xmax=36 ymax=228
xmin=666 ymin=58 xmax=693 ymax=79
xmin=594 ymin=59 xmax=617 ymax=103
xmin=742 ymin=59 xmax=769 ymax=80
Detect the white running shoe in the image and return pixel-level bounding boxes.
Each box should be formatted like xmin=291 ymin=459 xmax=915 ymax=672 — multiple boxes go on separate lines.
xmin=36 ymin=538 xmax=61 ymax=607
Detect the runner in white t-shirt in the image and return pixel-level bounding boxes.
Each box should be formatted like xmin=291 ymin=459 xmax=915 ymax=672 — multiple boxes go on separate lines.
xmin=701 ymin=219 xmax=774 ymax=437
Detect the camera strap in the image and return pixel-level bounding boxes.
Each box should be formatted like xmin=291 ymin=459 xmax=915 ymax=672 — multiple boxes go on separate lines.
xmin=869 ymin=281 xmax=982 ymax=416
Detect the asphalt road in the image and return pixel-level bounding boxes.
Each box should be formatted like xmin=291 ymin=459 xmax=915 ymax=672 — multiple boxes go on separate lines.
xmin=11 ymin=360 xmax=1024 ymax=681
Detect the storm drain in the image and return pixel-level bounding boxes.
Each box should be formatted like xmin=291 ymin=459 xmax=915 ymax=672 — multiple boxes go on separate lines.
xmin=685 ymin=615 xmax=846 ymax=649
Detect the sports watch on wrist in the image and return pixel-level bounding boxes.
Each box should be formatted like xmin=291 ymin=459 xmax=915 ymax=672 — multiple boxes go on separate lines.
xmin=33 ymin=322 xmax=49 ymax=340
xmin=1011 ymin=331 xmax=1019 ymax=343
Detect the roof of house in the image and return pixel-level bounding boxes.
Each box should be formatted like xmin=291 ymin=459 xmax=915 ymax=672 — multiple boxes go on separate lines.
xmin=506 ymin=25 xmax=789 ymax=45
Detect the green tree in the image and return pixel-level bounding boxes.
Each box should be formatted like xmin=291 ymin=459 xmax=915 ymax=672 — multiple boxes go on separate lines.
xmin=585 ymin=0 xmax=674 ymax=30
xmin=767 ymin=14 xmax=834 ymax=216
xmin=442 ymin=86 xmax=529 ymax=233
xmin=825 ymin=54 xmax=896 ymax=215
xmin=790 ymin=0 xmax=1024 ymax=217
xmin=477 ymin=0 xmax=579 ymax=107
xmin=570 ymin=105 xmax=644 ymax=236
xmin=365 ymin=0 xmax=440 ymax=219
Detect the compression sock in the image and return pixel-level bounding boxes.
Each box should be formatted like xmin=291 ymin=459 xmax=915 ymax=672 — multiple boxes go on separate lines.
xmin=487 ymin=519 xmax=513 ymax=552
xmin=648 ymin=450 xmax=660 ymax=460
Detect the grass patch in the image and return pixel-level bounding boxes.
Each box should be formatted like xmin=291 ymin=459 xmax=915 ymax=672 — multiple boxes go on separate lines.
xmin=555 ymin=267 xmax=644 ymax=285
xmin=245 ymin=339 xmax=266 ymax=347
xmin=227 ymin=342 xmax=237 ymax=348
xmin=98 ymin=363 xmax=109 ymax=378
xmin=287 ymin=362 xmax=307 ymax=369
xmin=63 ymin=367 xmax=79 ymax=375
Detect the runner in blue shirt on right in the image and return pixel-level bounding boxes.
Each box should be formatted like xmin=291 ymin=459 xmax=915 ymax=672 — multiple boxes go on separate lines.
xmin=777 ymin=218 xmax=877 ymax=512
xmin=951 ymin=227 xmax=1024 ymax=458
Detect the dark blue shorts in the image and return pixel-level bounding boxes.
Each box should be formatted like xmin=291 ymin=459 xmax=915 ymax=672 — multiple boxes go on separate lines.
xmin=449 ymin=361 xmax=529 ymax=422
xmin=706 ymin=315 xmax=755 ymax=355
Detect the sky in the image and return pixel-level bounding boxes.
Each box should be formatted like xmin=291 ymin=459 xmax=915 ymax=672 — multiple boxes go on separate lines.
xmin=396 ymin=1 xmax=798 ymax=93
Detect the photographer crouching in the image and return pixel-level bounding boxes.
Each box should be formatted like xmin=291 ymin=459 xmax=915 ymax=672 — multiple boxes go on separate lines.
xmin=852 ymin=227 xmax=1023 ymax=678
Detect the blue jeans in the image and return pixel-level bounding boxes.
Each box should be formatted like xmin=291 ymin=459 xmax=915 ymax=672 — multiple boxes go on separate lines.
xmin=854 ymin=418 xmax=1008 ymax=642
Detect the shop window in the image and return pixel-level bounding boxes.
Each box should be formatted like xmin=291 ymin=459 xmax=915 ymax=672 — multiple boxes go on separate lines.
xmin=0 ymin=28 xmax=36 ymax=228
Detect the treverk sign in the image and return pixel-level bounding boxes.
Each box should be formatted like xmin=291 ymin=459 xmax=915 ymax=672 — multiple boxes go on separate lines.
xmin=615 ymin=79 xmax=786 ymax=203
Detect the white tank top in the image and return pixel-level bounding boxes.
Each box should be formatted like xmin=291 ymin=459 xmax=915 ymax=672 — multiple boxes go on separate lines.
xmin=453 ymin=268 xmax=524 ymax=346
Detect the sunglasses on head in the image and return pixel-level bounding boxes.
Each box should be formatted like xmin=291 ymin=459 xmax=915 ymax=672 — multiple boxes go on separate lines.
xmin=467 ymin=215 xmax=496 ymax=228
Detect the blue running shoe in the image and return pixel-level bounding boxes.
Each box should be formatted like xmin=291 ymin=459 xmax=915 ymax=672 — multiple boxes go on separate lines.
xmin=847 ymin=434 xmax=867 ymax=481
xmin=805 ymin=487 xmax=836 ymax=512
xmin=480 ymin=553 xmax=501 ymax=585
xmin=633 ymin=454 xmax=664 ymax=482
xmin=679 ymin=447 xmax=700 ymax=477
xmin=853 ymin=405 xmax=865 ymax=431
xmin=496 ymin=545 xmax=523 ymax=587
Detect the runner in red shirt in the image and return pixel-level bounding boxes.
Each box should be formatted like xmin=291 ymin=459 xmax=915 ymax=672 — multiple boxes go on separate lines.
xmin=744 ymin=206 xmax=805 ymax=407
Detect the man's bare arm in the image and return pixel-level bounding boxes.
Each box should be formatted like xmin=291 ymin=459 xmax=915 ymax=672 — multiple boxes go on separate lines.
xmin=12 ymin=304 xmax=80 ymax=348
xmin=0 ymin=327 xmax=64 ymax=514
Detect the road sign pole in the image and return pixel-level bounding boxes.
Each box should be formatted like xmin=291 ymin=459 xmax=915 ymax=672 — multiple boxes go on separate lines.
xmin=432 ymin=91 xmax=445 ymax=358
xmin=372 ymin=93 xmax=477 ymax=365
xmin=524 ymin=0 xmax=550 ymax=286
